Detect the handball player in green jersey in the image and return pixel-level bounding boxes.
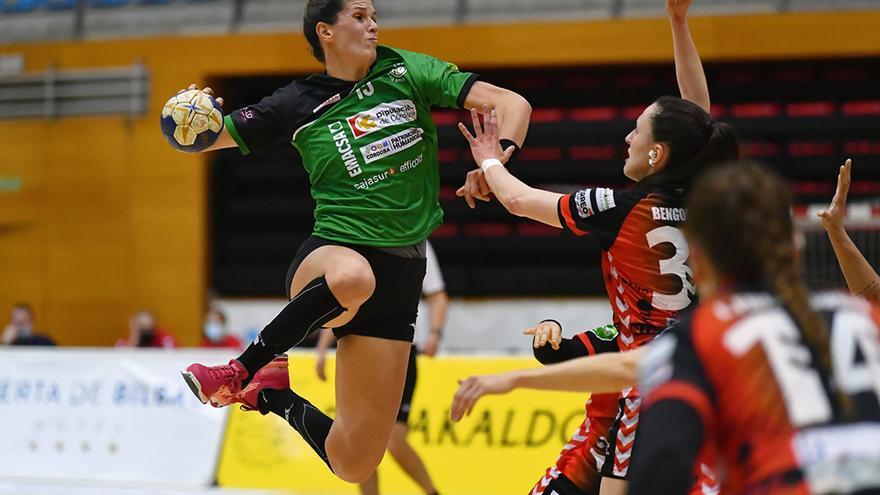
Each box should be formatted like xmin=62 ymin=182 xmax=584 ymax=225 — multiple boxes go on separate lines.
xmin=177 ymin=0 xmax=531 ymax=484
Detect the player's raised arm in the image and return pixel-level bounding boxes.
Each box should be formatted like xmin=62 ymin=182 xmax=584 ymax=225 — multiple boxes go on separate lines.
xmin=450 ymin=348 xmax=644 ymax=421
xmin=463 ymin=81 xmax=531 ymax=150
xmin=455 ymin=82 xmax=531 ymax=208
xmin=668 ymin=0 xmax=710 ymax=113
xmin=458 ymin=108 xmax=563 ymax=225
xmin=818 ymin=159 xmax=880 ymax=303
xmin=204 ymin=127 xmax=238 ymax=152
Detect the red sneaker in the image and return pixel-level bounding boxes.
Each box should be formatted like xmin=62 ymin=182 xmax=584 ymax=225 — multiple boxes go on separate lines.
xmin=236 ymin=355 xmax=290 ymax=414
xmin=181 ymin=359 xmax=248 ymax=407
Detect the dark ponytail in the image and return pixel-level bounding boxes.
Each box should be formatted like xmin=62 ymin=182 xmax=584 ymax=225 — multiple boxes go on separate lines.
xmin=641 ymin=96 xmax=740 ymax=191
xmin=303 ymin=0 xmax=347 ymax=63
xmin=687 ymin=161 xmax=847 ymax=414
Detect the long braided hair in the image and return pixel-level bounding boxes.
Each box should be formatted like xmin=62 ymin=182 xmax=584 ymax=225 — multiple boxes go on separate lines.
xmin=686 ymin=161 xmax=837 ymax=398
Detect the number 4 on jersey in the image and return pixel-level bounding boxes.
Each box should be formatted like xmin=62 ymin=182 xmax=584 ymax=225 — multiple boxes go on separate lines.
xmin=724 ymin=309 xmax=880 ymax=427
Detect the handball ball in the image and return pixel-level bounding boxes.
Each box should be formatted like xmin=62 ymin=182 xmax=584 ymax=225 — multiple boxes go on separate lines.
xmin=160 ymin=89 xmax=224 ymax=152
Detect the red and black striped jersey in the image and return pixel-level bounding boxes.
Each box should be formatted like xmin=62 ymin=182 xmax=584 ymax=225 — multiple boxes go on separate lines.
xmin=557 ymin=186 xmax=695 ymax=350
xmin=530 ymin=325 xmax=718 ymax=494
xmin=531 ymin=325 xmax=621 ymax=494
xmin=634 ymin=291 xmax=880 ymax=494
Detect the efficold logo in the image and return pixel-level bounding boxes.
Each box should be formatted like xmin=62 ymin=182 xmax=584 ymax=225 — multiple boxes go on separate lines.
xmin=347 ymin=99 xmax=417 ymax=139
xmin=360 ymin=128 xmax=424 ymax=164
xmin=353 ymin=153 xmax=424 ymax=191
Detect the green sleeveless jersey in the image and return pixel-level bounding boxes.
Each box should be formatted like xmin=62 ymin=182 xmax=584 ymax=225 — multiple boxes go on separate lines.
xmin=225 ymin=46 xmax=478 ymax=246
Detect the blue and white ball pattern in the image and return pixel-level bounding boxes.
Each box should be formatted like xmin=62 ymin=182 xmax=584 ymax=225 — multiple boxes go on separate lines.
xmin=160 ymin=89 xmax=224 ymax=152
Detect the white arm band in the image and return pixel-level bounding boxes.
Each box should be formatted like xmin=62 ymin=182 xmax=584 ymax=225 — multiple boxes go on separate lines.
xmin=480 ymin=158 xmax=503 ymax=173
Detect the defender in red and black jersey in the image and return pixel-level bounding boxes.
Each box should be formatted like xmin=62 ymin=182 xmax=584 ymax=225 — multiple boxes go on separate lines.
xmin=558 ymin=187 xmax=693 ymax=350
xmin=529 ymin=324 xmax=622 ymax=495
xmin=456 ymin=1 xmax=738 ymax=488
xmin=456 ymin=1 xmax=738 ymax=491
xmin=634 ymin=292 xmax=880 ymax=495
xmin=527 ymin=323 xmax=719 ymax=495
xmin=631 ymin=160 xmax=880 ymax=495
xmin=557 ymin=184 xmax=698 ymax=480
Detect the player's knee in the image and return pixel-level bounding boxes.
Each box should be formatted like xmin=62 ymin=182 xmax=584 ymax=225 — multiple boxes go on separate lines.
xmin=387 ymin=438 xmax=405 ymax=458
xmin=326 ymin=259 xmax=375 ymax=306
xmin=332 ymin=459 xmax=379 ymax=484
xmin=386 ymin=426 xmax=408 ymax=456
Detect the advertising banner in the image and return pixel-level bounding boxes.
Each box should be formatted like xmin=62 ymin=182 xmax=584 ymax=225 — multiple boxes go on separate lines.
xmin=0 ymin=348 xmax=230 ymax=487
xmin=218 ymin=353 xmax=589 ymax=495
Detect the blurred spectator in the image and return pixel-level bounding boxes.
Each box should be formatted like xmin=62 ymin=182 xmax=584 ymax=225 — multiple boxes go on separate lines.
xmin=117 ymin=309 xmax=177 ymax=348
xmin=200 ymin=306 xmax=242 ymax=349
xmin=2 ymin=303 xmax=56 ymax=346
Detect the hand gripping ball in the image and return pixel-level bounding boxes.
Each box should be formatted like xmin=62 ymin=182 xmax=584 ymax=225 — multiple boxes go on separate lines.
xmin=160 ymin=89 xmax=224 ymax=152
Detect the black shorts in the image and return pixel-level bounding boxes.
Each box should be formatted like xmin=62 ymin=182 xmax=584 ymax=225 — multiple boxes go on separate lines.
xmin=285 ymin=236 xmax=426 ymax=343
xmin=396 ymin=345 xmax=418 ymax=424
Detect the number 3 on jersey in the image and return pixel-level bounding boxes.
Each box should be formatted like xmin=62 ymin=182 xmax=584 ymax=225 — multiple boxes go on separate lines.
xmin=647 ymin=226 xmax=696 ymax=311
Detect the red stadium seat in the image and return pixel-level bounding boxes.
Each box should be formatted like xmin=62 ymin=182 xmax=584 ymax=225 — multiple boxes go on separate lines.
xmin=731 ymin=102 xmax=782 ymax=118
xmin=842 ymin=101 xmax=880 ymax=116
xmin=788 ymin=142 xmax=835 ymax=157
xmin=569 ymin=106 xmax=618 ymax=122
xmin=786 ymin=102 xmax=836 ymax=117
xmin=569 ymin=145 xmax=617 ymax=161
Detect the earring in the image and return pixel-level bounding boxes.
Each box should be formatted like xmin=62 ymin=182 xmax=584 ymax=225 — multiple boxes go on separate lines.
xmin=648 ymin=150 xmax=657 ymax=167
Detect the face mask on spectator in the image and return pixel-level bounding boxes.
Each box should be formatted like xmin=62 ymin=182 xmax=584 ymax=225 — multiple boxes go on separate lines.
xmin=204 ymin=322 xmax=224 ymax=341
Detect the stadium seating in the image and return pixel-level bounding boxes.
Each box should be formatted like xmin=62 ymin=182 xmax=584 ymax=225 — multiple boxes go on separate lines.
xmin=365 ymin=0 xmax=461 ymax=26
xmin=622 ymin=0 xmax=777 ymax=17
xmin=82 ymin=0 xmax=234 ymax=39
xmin=465 ymin=0 xmax=615 ymax=22
xmin=207 ymin=56 xmax=880 ymax=297
xmin=237 ymin=0 xmax=305 ymax=32
xmin=787 ymin=0 xmax=880 ymax=11
xmin=4 ymin=0 xmax=878 ymax=44
xmin=0 ymin=7 xmax=76 ymax=43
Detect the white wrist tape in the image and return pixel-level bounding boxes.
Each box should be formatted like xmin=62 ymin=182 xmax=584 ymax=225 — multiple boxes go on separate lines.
xmin=480 ymin=158 xmax=503 ymax=173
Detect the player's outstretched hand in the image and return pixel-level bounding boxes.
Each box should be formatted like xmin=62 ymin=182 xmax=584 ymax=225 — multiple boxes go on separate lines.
xmin=455 ymin=107 xmax=516 ymax=209
xmin=458 ymin=106 xmax=516 ymax=167
xmin=185 ymin=83 xmax=224 ymax=107
xmin=451 ymin=373 xmax=515 ymax=422
xmin=818 ymin=159 xmax=852 ymax=234
xmin=666 ymin=0 xmax=692 ymax=20
xmin=524 ymin=321 xmax=562 ymax=350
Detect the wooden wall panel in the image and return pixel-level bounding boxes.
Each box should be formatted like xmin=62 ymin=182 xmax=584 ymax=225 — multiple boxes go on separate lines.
xmin=0 ymin=120 xmax=46 ymax=337
xmin=0 ymin=225 xmax=45 ymax=328
xmin=0 ymin=121 xmax=45 ymax=224
xmin=42 ymin=117 xmax=132 ymax=345
xmin=0 ymin=10 xmax=877 ymax=346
